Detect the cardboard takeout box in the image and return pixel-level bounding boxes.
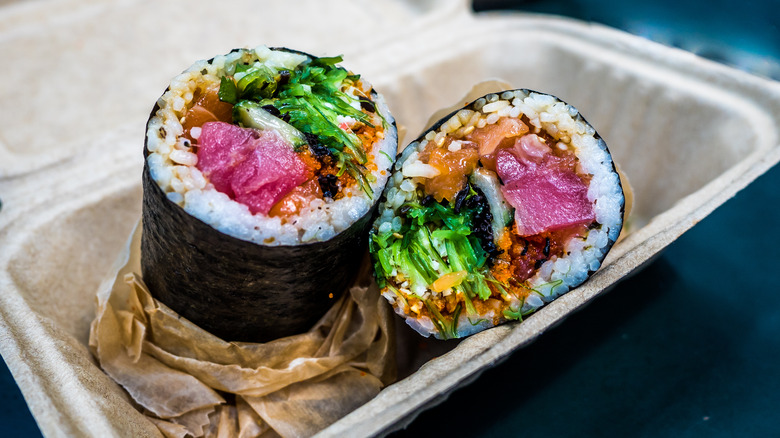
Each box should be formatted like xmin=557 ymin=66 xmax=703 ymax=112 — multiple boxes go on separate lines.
xmin=1 ymin=0 xmax=779 ymax=436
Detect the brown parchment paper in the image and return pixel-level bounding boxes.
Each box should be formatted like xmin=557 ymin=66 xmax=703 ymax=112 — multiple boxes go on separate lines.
xmin=88 ymin=222 xmax=396 ymax=438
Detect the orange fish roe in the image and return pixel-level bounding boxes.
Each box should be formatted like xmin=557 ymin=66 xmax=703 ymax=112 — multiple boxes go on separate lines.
xmin=488 ymin=223 xmax=589 ymax=291
xmin=355 ymin=123 xmax=381 ymax=159
xmin=490 ymin=232 xmax=514 ymax=284
xmin=316 ymin=155 xmax=355 ymax=198
xmin=297 ymin=149 xmax=323 ymax=180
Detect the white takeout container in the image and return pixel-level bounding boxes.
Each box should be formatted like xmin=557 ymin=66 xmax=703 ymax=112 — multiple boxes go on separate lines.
xmin=1 ymin=0 xmax=779 ymax=436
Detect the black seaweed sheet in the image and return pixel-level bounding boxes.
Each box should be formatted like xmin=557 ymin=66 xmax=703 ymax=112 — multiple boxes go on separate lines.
xmin=141 ymin=161 xmax=376 ymax=342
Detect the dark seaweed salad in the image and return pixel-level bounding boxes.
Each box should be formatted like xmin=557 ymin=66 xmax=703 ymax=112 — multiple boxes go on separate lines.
xmin=217 ymin=51 xmax=385 ymax=196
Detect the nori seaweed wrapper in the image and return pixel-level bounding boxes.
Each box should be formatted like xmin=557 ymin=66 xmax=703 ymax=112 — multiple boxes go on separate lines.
xmin=141 ymin=156 xmax=376 ymax=343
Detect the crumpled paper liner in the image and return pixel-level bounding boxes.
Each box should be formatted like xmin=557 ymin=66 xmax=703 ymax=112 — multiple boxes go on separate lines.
xmin=89 ymin=222 xmax=396 ymax=438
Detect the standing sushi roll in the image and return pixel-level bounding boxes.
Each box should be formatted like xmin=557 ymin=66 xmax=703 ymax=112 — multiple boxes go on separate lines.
xmin=370 ymin=90 xmax=623 ymax=339
xmin=142 ymin=47 xmax=397 ymax=342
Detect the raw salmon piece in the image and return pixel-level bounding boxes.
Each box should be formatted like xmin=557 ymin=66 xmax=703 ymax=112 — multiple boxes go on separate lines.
xmin=466 ymin=117 xmax=528 ymax=156
xmin=181 ymin=86 xmax=234 ymax=140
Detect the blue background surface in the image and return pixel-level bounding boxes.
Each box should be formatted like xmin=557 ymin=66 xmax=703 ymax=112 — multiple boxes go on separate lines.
xmin=2 ymin=1 xmax=779 ymax=436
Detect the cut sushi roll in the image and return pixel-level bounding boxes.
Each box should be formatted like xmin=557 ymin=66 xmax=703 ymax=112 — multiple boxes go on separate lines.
xmin=142 ymin=47 xmax=397 ymax=342
xmin=369 ymin=90 xmax=623 ymax=339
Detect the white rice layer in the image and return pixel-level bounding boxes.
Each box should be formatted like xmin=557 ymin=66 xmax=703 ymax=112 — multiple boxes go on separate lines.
xmin=145 ymin=47 xmax=397 ymax=246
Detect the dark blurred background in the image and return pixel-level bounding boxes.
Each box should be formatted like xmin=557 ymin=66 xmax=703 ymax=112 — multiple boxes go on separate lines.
xmin=2 ymin=1 xmax=779 ymax=437
xmin=474 ymin=0 xmax=780 ymax=80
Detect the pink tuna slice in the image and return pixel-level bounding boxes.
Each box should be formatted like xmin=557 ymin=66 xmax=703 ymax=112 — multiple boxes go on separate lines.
xmin=494 ymin=134 xmax=552 ymax=182
xmin=196 ymin=121 xmax=309 ymax=215
xmin=496 ymin=140 xmax=594 ymax=237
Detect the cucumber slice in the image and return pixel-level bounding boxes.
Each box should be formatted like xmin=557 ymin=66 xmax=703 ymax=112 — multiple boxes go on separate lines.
xmin=233 ymin=100 xmax=307 ymax=148
xmin=470 ymin=168 xmax=512 ymax=241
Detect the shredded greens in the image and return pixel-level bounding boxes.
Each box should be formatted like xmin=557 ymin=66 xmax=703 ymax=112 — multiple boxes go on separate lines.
xmin=218 ymin=52 xmax=382 ymax=195
xmin=370 ymin=185 xmax=502 ymax=339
